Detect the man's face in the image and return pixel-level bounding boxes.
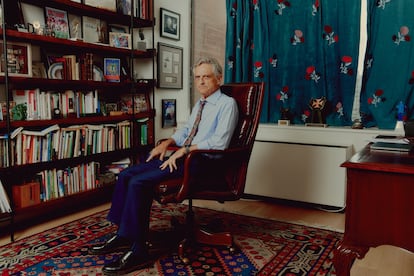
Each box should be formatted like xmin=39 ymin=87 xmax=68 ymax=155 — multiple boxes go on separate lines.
xmin=194 ymin=63 xmax=222 ymax=98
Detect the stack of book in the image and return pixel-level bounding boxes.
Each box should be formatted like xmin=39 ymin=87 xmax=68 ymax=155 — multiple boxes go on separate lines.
xmin=370 ymin=135 xmax=414 ymax=153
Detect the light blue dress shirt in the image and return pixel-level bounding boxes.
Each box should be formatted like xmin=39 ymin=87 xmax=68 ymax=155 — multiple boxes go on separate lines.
xmin=171 ymin=89 xmax=238 ymax=150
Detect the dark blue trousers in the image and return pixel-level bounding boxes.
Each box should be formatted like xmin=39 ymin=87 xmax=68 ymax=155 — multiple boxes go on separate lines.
xmin=106 ymin=158 xmax=184 ymax=255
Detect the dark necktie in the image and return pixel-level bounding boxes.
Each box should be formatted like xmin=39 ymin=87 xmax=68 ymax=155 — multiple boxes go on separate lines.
xmin=184 ymin=100 xmax=206 ymax=146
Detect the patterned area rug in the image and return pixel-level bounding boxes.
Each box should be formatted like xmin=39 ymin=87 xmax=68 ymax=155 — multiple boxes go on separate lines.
xmin=0 ymin=203 xmax=342 ymax=275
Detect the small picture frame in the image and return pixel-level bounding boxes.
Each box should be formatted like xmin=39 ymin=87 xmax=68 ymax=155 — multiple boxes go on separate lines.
xmin=31 ymin=61 xmax=47 ymax=78
xmin=0 ymin=42 xmax=32 ymax=77
xmin=105 ymin=103 xmax=118 ymax=113
xmin=104 ymin=58 xmax=121 ymax=82
xmin=68 ymin=14 xmax=82 ymax=40
xmin=44 ymin=7 xmax=69 ymax=39
xmin=160 ymin=8 xmax=180 ymax=40
xmin=108 ymin=24 xmax=129 ymax=33
xmin=109 ymin=32 xmax=132 ymax=49
xmin=82 ymin=16 xmax=108 ymax=44
xmin=157 ymin=43 xmax=183 ymax=89
xmin=162 ymin=99 xmax=177 ymax=128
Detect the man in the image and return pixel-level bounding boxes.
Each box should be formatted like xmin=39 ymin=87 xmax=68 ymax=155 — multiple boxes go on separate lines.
xmin=91 ymin=56 xmax=239 ymax=275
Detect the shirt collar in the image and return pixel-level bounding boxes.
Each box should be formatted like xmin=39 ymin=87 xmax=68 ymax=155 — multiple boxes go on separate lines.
xmin=199 ymin=89 xmax=222 ymax=105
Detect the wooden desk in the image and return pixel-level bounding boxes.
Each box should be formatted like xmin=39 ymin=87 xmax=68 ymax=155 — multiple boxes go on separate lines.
xmin=334 ymin=145 xmax=414 ymax=276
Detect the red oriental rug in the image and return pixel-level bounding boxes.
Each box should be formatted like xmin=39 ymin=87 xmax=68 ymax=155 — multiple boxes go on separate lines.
xmin=0 ymin=203 xmax=342 ymax=275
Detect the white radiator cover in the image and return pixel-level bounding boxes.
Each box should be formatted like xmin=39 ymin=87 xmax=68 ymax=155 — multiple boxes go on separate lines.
xmin=245 ymin=141 xmax=351 ymax=207
xmin=245 ymin=124 xmax=403 ymax=208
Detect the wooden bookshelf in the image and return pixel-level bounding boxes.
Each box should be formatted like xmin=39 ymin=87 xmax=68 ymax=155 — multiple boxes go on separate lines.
xmin=0 ymin=0 xmax=155 ymax=240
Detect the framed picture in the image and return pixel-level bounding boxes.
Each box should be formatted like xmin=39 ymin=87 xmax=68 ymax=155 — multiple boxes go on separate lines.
xmin=0 ymin=42 xmax=32 ymax=77
xmin=157 ymin=43 xmax=183 ymax=89
xmin=68 ymin=14 xmax=82 ymax=40
xmin=45 ymin=7 xmax=69 ymax=39
xmin=108 ymin=24 xmax=129 ymax=33
xmin=32 ymin=61 xmax=47 ymax=78
xmin=104 ymin=58 xmax=121 ymax=82
xmin=109 ymin=32 xmax=132 ymax=49
xmin=162 ymin=99 xmax=177 ymax=128
xmin=21 ymin=3 xmax=45 ymax=35
xmin=160 ymin=8 xmax=180 ymax=40
xmin=82 ymin=16 xmax=108 ymax=44
xmin=84 ymin=0 xmax=117 ymax=12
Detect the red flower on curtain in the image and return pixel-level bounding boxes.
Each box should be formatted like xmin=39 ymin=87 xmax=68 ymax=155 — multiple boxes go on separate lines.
xmin=368 ymin=89 xmax=386 ymax=107
xmin=275 ymin=0 xmax=291 ymax=15
xmin=269 ymin=54 xmax=278 ymax=68
xmin=409 ymin=71 xmax=414 ymax=84
xmin=323 ymin=25 xmax=339 ymax=45
xmin=312 ymin=0 xmax=319 ymax=16
xmin=392 ymin=26 xmax=410 ymax=45
xmin=230 ymin=2 xmax=237 ymax=18
xmin=291 ymin=30 xmax=304 ymax=45
xmin=254 ymin=61 xmax=264 ymax=78
xmin=340 ymin=56 xmax=353 ymax=75
xmin=305 ymin=66 xmax=320 ymax=83
xmin=276 ymin=86 xmax=289 ymax=103
xmin=335 ymin=102 xmax=344 ymax=117
xmin=252 ymin=0 xmax=259 ymax=10
xmin=376 ymin=0 xmax=392 ymax=9
xmin=302 ymin=109 xmax=311 ymax=122
xmin=227 ymin=56 xmax=235 ymax=70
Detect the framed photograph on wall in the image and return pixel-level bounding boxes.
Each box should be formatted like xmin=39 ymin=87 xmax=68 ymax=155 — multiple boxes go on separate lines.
xmin=0 ymin=42 xmax=32 ymax=77
xmin=160 ymin=8 xmax=180 ymax=40
xmin=162 ymin=99 xmax=177 ymax=128
xmin=157 ymin=43 xmax=183 ymax=89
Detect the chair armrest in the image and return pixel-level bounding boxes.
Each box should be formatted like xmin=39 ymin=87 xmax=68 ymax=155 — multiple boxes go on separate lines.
xmin=174 ymin=147 xmax=250 ymax=202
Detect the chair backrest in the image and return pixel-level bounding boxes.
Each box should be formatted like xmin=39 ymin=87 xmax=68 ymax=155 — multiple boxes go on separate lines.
xmin=221 ymin=82 xmax=264 ymax=150
xmin=190 ymin=82 xmax=264 ymax=200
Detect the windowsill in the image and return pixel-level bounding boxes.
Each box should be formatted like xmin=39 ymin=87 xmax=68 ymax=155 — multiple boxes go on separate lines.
xmin=256 ymin=123 xmax=404 ymax=153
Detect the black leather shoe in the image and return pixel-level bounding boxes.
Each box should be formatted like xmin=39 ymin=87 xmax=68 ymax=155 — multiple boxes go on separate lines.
xmin=89 ymin=235 xmax=131 ymax=255
xmin=102 ymin=251 xmax=153 ymax=275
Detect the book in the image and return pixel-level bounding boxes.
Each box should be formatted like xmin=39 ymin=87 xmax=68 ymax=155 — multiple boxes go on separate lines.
xmin=370 ymin=142 xmax=414 ymax=152
xmin=45 ymin=7 xmax=69 ymax=39
xmin=84 ymin=0 xmax=116 ymax=12
xmin=0 ymin=179 xmax=11 ymax=213
xmin=21 ymin=124 xmax=60 ymax=136
xmin=82 ymin=16 xmax=107 ymax=44
xmin=117 ymin=0 xmax=132 ymax=15
xmin=104 ymin=58 xmax=121 ymax=82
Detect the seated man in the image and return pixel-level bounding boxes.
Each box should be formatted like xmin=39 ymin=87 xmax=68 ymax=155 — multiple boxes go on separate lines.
xmin=90 ymin=56 xmax=239 ymax=275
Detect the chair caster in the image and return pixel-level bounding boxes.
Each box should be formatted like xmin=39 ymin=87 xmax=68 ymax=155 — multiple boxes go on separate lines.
xmin=181 ymin=257 xmax=190 ymax=264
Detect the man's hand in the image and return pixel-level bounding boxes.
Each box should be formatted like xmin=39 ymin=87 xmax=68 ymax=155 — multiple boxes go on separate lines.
xmin=146 ymin=139 xmax=174 ymax=162
xmin=159 ymin=147 xmax=187 ymax=172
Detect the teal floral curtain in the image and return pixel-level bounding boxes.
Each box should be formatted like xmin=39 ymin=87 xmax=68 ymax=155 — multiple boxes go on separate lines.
xmin=360 ymin=0 xmax=414 ymax=129
xmin=225 ymin=0 xmax=361 ymax=125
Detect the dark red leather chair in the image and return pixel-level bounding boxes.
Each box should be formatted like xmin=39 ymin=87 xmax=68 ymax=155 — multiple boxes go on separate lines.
xmin=154 ymin=82 xmax=264 ymax=263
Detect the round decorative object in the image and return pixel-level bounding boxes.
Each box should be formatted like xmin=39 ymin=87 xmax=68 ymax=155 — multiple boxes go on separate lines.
xmin=53 ymin=108 xmax=61 ymax=119
xmin=48 ymin=62 xmax=64 ymax=79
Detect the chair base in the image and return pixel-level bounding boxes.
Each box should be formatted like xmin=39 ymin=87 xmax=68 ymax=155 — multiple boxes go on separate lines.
xmin=174 ymin=218 xmax=236 ymax=264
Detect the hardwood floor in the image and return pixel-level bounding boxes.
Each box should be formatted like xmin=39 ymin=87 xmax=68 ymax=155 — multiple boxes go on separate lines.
xmin=0 ymin=198 xmax=412 ymax=275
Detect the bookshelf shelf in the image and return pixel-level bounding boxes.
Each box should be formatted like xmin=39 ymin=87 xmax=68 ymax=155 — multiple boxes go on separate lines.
xmin=0 ymin=0 xmax=155 ymax=239
xmin=1 ymin=30 xmax=155 ymax=58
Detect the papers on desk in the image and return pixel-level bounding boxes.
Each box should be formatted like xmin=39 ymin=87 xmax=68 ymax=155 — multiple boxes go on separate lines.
xmin=370 ymin=142 xmax=414 ymax=152
xmin=369 ymin=135 xmax=414 ymax=153
xmin=370 ymin=135 xmax=410 ymax=144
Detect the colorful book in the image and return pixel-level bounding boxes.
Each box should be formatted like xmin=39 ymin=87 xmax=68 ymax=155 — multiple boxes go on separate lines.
xmin=104 ymin=58 xmax=121 ymax=82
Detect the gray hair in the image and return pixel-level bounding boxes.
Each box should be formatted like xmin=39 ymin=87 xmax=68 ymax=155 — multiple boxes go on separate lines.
xmin=192 ymin=56 xmax=223 ymax=77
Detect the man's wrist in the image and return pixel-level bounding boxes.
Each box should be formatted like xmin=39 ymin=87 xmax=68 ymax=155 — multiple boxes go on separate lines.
xmin=184 ymin=145 xmax=190 ymax=154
